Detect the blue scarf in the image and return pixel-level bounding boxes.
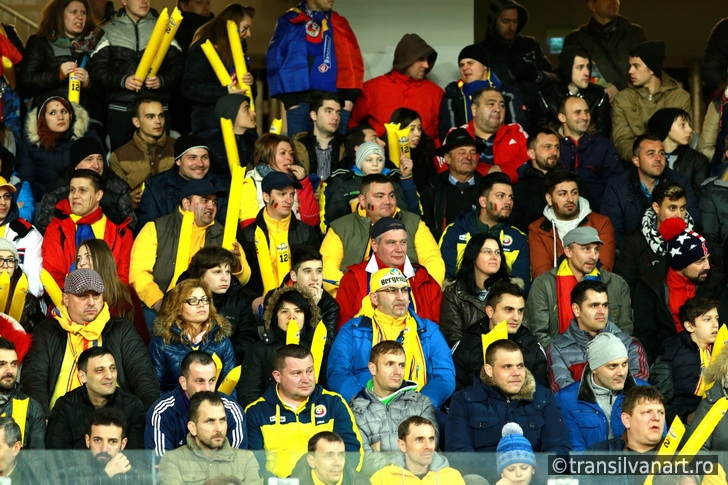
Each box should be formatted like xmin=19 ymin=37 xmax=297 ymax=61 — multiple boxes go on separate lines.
xmin=460 ymin=73 xmax=501 ymax=123
xmin=296 ymin=2 xmax=338 ymax=93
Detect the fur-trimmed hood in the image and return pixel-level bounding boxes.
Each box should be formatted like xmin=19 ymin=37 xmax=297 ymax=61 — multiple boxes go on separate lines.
xmin=262 ymin=285 xmax=321 ymax=332
xmin=480 ymin=364 xmax=536 ymax=400
xmin=24 ymin=101 xmax=90 ymax=147
xmin=152 ymin=309 xmax=233 ymax=345
xmin=704 ymin=344 xmax=728 ymax=385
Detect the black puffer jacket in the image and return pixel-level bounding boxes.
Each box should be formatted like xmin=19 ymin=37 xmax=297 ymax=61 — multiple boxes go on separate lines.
xmin=36 ymin=161 xmax=136 ymax=233
xmin=46 ymin=384 xmax=146 ymax=449
xmin=87 ymin=8 xmax=184 ymax=106
xmin=670 ymin=144 xmax=710 ymax=198
xmin=17 ymin=33 xmax=106 ymax=122
xmin=20 ymin=315 xmax=160 ymax=414
xmin=649 ymin=331 xmax=704 ymax=424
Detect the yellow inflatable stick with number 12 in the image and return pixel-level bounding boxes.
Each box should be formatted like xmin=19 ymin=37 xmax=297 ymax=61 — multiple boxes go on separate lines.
xmin=149 ymin=7 xmax=183 ymax=77
xmin=643 ymin=416 xmax=685 ymax=485
xmin=134 ymin=8 xmax=169 ymax=82
xmin=384 ymin=123 xmax=401 ymax=167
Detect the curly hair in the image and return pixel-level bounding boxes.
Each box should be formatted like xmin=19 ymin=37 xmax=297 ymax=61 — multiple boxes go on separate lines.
xmin=155 ymin=279 xmax=227 ymax=344
xmin=37 ymin=0 xmax=97 ymax=40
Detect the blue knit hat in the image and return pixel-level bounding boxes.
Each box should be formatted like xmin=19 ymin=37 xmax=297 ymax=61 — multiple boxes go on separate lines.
xmin=497 ymin=423 xmax=536 ymax=474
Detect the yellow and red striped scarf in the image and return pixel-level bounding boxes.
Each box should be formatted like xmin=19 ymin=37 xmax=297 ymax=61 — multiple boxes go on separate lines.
xmin=555 ymin=258 xmax=600 ymax=333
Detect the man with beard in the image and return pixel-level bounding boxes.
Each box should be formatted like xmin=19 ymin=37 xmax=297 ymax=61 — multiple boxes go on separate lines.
xmin=557 ymin=96 xmax=622 ymax=212
xmin=511 ymin=129 xmax=561 ymax=233
xmin=0 ymin=339 xmax=44 ymax=449
xmin=440 ymin=172 xmax=530 ymax=289
xmin=83 ymin=407 xmax=139 ymax=482
xmin=421 ymin=128 xmax=484 ymax=242
xmin=528 ymin=227 xmax=632 ymax=349
xmin=602 ymin=134 xmax=700 ymax=249
xmin=548 ymin=281 xmax=648 ymax=393
xmin=159 ymin=392 xmax=262 ymax=484
xmin=633 ymin=220 xmax=728 ymax=363
xmin=529 ymin=170 xmax=615 ymax=279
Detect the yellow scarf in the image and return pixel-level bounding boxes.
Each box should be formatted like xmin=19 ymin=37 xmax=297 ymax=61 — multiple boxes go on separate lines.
xmin=255 ymin=210 xmax=291 ymax=293
xmin=370 ymin=308 xmax=427 ymax=391
xmin=49 ymin=303 xmax=111 ymax=408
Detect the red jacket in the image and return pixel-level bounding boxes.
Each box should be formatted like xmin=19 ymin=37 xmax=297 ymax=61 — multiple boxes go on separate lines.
xmin=528 ymin=211 xmax=616 ymax=279
xmin=335 ymin=257 xmax=442 ymax=330
xmin=458 ymin=121 xmax=529 ymax=183
xmin=349 ymin=70 xmax=444 ymax=143
xmin=42 ymin=200 xmax=134 ymax=288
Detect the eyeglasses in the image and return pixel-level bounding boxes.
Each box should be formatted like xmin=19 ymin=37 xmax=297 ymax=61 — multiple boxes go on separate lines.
xmin=185 ymin=296 xmax=210 ymax=306
xmin=0 ymin=194 xmax=12 ymax=201
xmin=480 ymin=248 xmax=502 ymax=256
xmin=0 ymin=258 xmax=17 ymax=268
xmin=376 ymin=287 xmax=410 ymax=295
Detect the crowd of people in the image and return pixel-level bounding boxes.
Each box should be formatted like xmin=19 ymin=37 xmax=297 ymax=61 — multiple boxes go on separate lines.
xmin=1 ymin=0 xmax=728 ymax=483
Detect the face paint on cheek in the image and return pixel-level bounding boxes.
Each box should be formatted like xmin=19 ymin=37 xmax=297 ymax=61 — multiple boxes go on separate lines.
xmin=367 ymin=203 xmax=374 ymax=211
xmin=489 ymin=202 xmax=497 ymax=212
xmin=273 ymin=202 xmax=278 ymax=208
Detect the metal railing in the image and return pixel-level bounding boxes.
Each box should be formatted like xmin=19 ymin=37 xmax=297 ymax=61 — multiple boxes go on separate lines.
xmin=0 ymin=2 xmax=38 ymax=42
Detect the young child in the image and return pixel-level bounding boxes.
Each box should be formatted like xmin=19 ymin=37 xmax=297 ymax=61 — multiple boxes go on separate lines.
xmin=650 ymin=297 xmax=720 ymax=424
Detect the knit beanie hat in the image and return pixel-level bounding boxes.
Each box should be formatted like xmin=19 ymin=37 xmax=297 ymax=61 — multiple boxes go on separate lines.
xmin=658 ymin=217 xmax=709 ymax=270
xmin=393 ymin=33 xmax=437 ymax=74
xmin=70 ymin=137 xmax=104 ymax=166
xmin=355 ymin=142 xmax=385 ymax=171
xmin=174 ymin=134 xmax=209 ymax=161
xmin=458 ymin=44 xmax=489 ymax=67
xmin=587 ymin=332 xmax=628 ymax=370
xmin=214 ymin=93 xmax=250 ymax=121
xmin=497 ymin=423 xmax=536 ymax=474
xmin=647 ymin=108 xmax=685 ymax=142
xmin=0 ymin=238 xmax=19 ymax=261
xmin=629 ymin=40 xmax=665 ymax=78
